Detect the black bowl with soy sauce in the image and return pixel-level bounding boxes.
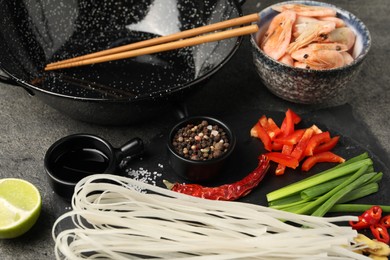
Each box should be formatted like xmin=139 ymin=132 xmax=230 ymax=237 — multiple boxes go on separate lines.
xmin=44 ymin=134 xmax=143 ymax=200
xmin=167 ymin=116 xmax=236 ymax=183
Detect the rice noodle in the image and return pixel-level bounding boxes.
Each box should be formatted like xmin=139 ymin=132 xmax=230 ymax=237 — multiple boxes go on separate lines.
xmin=52 ymin=174 xmax=369 ymax=259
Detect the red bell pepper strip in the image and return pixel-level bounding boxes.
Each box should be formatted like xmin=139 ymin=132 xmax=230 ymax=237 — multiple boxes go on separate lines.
xmin=280 ymin=109 xmax=301 ymax=137
xmin=271 ymin=142 xmax=283 ymax=151
xmin=273 ymin=129 xmax=305 ymax=146
xmin=250 ymin=122 xmax=272 ymax=151
xmin=313 ymin=136 xmax=340 ymax=154
xmin=349 ymin=206 xmax=383 ymax=230
xmin=267 ymin=118 xmax=282 ymax=140
xmin=379 ymin=215 xmax=390 ymax=228
xmin=290 ymin=127 xmax=314 ymax=161
xmin=301 ymin=151 xmax=345 ymax=171
xmin=370 ymin=224 xmax=390 ymax=244
xmin=263 ymin=152 xmax=299 ymax=169
xmin=258 ymin=115 xmax=282 ymax=140
xmin=304 ymin=131 xmax=331 ymax=157
xmin=275 ymin=144 xmax=294 ymax=175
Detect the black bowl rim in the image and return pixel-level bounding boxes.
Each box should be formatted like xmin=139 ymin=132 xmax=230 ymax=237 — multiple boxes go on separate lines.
xmin=250 ymin=0 xmax=372 ymax=73
xmin=167 ymin=116 xmax=237 ymax=166
xmin=44 ymin=133 xmax=116 ymax=186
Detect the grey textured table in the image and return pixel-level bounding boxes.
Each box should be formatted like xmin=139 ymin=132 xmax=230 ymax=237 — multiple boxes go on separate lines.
xmin=1 ymin=1 xmax=389 ymax=259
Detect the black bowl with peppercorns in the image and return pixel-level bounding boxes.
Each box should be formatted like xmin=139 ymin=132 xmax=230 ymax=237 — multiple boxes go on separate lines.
xmin=167 ymin=116 xmax=236 ymax=182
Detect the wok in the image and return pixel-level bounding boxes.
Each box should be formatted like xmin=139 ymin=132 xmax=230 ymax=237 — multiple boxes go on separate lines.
xmin=0 ymin=0 xmax=245 ymax=125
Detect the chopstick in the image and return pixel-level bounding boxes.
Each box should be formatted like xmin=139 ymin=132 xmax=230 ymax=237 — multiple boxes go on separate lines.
xmin=44 ymin=13 xmax=259 ymax=71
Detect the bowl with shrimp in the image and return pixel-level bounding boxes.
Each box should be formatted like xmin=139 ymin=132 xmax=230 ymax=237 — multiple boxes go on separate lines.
xmin=250 ymin=1 xmax=371 ymax=104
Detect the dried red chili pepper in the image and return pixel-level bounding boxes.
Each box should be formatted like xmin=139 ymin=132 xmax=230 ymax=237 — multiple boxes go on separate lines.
xmin=370 ymin=224 xmax=390 ymax=244
xmin=164 ymin=155 xmax=270 ymax=201
xmin=349 ymin=205 xmax=383 ymax=230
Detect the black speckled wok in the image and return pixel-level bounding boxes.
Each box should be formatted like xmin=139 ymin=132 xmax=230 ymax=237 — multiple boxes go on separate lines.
xmin=0 ymin=0 xmax=245 ymax=125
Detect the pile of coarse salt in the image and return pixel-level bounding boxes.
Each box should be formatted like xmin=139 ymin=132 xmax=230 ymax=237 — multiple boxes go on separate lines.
xmin=125 ymin=164 xmax=163 ymax=193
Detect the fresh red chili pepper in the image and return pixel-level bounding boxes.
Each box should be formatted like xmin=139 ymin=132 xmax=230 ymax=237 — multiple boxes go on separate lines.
xmin=370 ymin=224 xmax=390 ymax=244
xmin=164 ymin=155 xmax=270 ymax=201
xmin=349 ymin=215 xmax=371 ymax=230
xmin=250 ymin=121 xmax=272 ymax=151
xmin=380 ymin=215 xmax=390 ymax=228
xmin=313 ymin=136 xmax=340 ymax=154
xmin=301 ymin=151 xmax=345 ymax=171
xmin=304 ymin=131 xmax=331 ymax=157
xmin=263 ymin=152 xmax=299 ymax=169
xmin=350 ymin=206 xmax=383 ymax=230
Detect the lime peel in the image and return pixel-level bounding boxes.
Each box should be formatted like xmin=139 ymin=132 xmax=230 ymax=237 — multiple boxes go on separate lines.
xmin=0 ymin=178 xmax=42 ymax=239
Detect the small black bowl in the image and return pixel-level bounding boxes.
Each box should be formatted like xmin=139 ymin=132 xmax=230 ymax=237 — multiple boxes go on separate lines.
xmin=44 ymin=134 xmax=143 ymax=200
xmin=167 ymin=116 xmax=236 ymax=182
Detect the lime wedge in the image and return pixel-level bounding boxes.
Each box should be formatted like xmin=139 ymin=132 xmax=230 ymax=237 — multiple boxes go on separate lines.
xmin=0 ymin=178 xmax=42 ymax=239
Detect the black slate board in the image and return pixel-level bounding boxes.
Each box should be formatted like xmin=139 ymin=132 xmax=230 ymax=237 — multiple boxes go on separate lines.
xmin=124 ymin=105 xmax=389 ymax=208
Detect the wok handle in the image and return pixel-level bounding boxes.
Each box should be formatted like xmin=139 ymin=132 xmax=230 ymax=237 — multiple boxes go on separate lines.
xmin=0 ymin=67 xmax=35 ymax=96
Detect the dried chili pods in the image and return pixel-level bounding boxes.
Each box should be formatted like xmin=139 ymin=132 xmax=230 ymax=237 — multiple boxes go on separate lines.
xmin=164 ymin=155 xmax=270 ymax=201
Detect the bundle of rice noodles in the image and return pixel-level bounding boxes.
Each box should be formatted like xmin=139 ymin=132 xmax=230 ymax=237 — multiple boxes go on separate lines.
xmin=52 ymin=174 xmax=370 ymax=260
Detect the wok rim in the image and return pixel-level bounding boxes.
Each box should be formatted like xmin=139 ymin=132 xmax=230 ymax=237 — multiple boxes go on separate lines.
xmin=0 ymin=0 xmax=244 ymax=103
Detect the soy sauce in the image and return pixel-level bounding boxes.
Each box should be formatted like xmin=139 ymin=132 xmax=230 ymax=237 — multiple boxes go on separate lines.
xmin=53 ymin=148 xmax=109 ymax=182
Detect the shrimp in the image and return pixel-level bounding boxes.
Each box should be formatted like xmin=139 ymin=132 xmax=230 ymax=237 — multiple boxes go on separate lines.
xmin=318 ymin=16 xmax=345 ymax=28
xmin=261 ymin=10 xmax=296 ymax=60
xmin=278 ymin=53 xmax=294 ymax=67
xmin=322 ymin=27 xmax=356 ymax=50
xmin=307 ymin=43 xmax=349 ymax=52
xmin=272 ymin=4 xmax=337 ymax=17
xmin=293 ymin=16 xmax=320 ymax=38
xmin=291 ymin=48 xmax=345 ymax=70
xmin=287 ymin=21 xmax=336 ymax=54
xmin=341 ymin=51 xmax=354 ymax=65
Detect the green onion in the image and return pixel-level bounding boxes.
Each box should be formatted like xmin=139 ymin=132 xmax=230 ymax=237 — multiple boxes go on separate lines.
xmin=293 ymin=165 xmax=369 ymax=215
xmin=311 ymin=172 xmax=376 ymax=217
xmin=268 ymin=193 xmax=302 ymax=206
xmin=300 ymin=175 xmax=350 ymax=200
xmin=336 ymin=182 xmax=379 ymax=204
xmin=266 ymin=156 xmax=373 ymax=202
xmin=329 ymin=204 xmax=390 ymax=213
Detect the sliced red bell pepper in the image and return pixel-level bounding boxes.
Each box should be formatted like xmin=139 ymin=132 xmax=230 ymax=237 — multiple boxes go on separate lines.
xmin=310 ymin=124 xmax=323 ymax=134
xmin=313 ymin=136 xmax=340 ymax=154
xmin=290 ymin=127 xmax=314 ymax=161
xmin=301 ymin=151 xmax=345 ymax=171
xmin=280 ymin=109 xmax=301 ymax=137
xmin=370 ymin=224 xmax=390 ymax=244
xmin=304 ymin=131 xmax=331 ymax=157
xmin=263 ymin=152 xmax=299 ymax=169
xmin=259 ymin=115 xmax=282 ymax=140
xmin=251 ymin=122 xmax=272 ymax=151
xmin=275 ymin=144 xmax=294 ymax=175
xmin=379 ymin=215 xmax=390 ymax=228
xmin=271 ymin=142 xmax=283 ymax=151
xmin=267 ymin=118 xmax=282 ymax=140
xmin=273 ymin=129 xmax=305 ymax=146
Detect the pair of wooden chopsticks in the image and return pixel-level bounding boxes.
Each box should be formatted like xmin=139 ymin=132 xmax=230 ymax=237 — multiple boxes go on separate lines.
xmin=44 ymin=13 xmax=259 ymax=71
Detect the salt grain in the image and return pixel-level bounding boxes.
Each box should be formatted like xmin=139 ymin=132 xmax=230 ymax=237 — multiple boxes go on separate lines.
xmin=125 ymin=165 xmax=163 ymax=193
